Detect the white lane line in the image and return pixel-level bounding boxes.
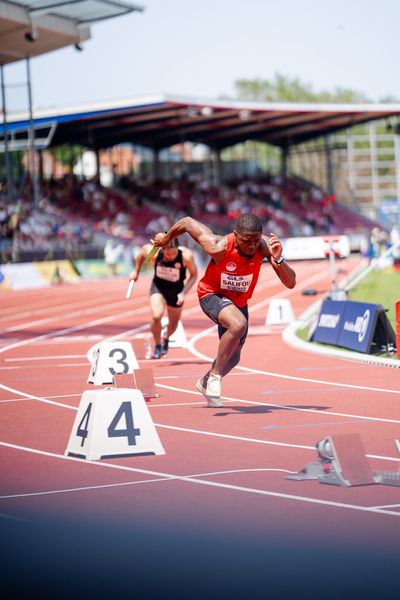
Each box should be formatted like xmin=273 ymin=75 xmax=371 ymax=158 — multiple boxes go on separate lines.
xmin=1 ymin=440 xmax=399 ymax=517
xmin=0 ymin=477 xmax=173 ymax=499
xmin=371 ymin=503 xmax=400 ymax=509
xmin=0 ymin=383 xmax=400 ymax=462
xmin=3 ymin=262 xmax=397 ymax=455
xmin=0 ymin=310 xmax=150 ymax=356
xmin=187 ymin=326 xmax=400 ymax=396
xmin=154 ymin=422 xmax=314 ymax=450
xmin=154 ymin=421 xmax=400 ymax=464
xmin=0 ymin=393 xmax=81 ymax=404
xmin=156 ymin=382 xmax=400 ymax=425
xmin=1 ymin=367 xmax=399 ymax=463
xmin=0 ymin=293 xmax=144 ymax=325
xmin=0 ymin=385 xmax=77 ymax=410
xmin=2 ymin=375 xmax=398 ymax=462
xmin=0 ymin=294 xmax=149 ymax=334
xmin=4 ymin=355 xmax=86 ymax=362
xmin=0 ymin=363 xmax=88 ymax=369
xmin=0 ymin=468 xmax=297 ymax=500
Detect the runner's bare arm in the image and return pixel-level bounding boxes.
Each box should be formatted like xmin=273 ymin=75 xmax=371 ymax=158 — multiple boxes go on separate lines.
xmin=152 ymin=217 xmax=227 ymax=259
xmin=181 ymin=248 xmax=198 ymax=295
xmin=261 ymin=233 xmax=296 ymax=289
xmin=129 ymin=243 xmax=153 ymax=281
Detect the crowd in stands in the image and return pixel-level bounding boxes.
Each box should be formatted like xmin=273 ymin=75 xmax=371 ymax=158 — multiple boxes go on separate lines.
xmin=0 ymin=171 xmax=386 ymax=262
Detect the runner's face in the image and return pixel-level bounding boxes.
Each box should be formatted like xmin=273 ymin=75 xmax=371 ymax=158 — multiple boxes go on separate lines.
xmin=234 ymin=230 xmax=262 ymax=257
xmin=163 ymin=246 xmax=178 ymax=261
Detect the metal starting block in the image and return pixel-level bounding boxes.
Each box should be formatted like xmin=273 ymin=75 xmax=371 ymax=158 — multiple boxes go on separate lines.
xmin=286 ymin=433 xmax=375 ymax=487
xmin=373 ymin=439 xmax=400 ymax=486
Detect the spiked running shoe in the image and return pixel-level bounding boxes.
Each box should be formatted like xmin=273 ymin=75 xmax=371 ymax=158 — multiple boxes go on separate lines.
xmin=196 ymin=374 xmax=223 ymax=408
xmin=152 ymin=344 xmax=163 ymax=359
xmin=160 ymin=338 xmax=169 ymax=356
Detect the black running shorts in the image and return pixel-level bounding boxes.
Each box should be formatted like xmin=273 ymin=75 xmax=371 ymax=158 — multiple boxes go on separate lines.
xmin=199 ymin=293 xmax=249 ymax=346
xmin=150 ymin=281 xmax=182 ymax=308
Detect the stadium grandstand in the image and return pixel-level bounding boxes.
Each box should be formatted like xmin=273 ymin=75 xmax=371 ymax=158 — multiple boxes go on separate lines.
xmin=1 ymin=3 xmax=400 ymax=269
xmin=2 ymin=93 xmax=400 ymax=266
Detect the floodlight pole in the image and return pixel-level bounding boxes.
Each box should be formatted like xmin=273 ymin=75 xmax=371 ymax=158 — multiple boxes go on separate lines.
xmin=325 ymin=134 xmax=334 ymax=195
xmin=328 ymin=241 xmax=338 ymax=292
xmin=26 ymin=57 xmax=40 ymax=207
xmin=0 ymin=64 xmax=14 ymax=203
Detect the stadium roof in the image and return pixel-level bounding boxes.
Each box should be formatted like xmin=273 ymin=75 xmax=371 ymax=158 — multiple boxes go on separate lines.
xmin=0 ymin=0 xmax=143 ymax=64
xmin=3 ymin=94 xmax=400 ymax=151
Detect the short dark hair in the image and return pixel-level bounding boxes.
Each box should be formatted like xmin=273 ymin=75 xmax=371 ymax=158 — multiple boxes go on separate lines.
xmin=165 ymin=237 xmax=179 ymax=248
xmin=235 ymin=213 xmax=262 ymax=233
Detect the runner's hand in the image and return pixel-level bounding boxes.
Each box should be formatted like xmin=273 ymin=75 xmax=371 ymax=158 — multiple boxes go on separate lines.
xmin=151 ymin=232 xmax=169 ymax=247
xmin=176 ymin=292 xmax=185 ymax=306
xmin=129 ymin=270 xmax=139 ymax=282
xmin=268 ymin=233 xmax=283 ymax=261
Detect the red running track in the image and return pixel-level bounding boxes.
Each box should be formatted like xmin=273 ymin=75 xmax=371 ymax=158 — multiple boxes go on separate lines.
xmin=1 ymin=256 xmax=399 ymax=598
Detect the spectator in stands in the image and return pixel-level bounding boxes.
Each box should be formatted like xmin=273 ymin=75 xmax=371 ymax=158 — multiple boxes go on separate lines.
xmin=129 ymin=237 xmax=198 ymax=359
xmin=151 ymin=214 xmax=296 ymax=407
xmin=104 ymin=238 xmax=124 ymax=276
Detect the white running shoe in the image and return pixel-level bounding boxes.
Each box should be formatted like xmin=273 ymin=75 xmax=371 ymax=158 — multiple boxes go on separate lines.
xmin=206 ymin=372 xmax=222 ymax=398
xmin=196 ymin=375 xmax=223 ymax=408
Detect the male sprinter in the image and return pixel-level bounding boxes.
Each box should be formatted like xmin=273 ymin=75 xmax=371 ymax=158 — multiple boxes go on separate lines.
xmin=129 ymin=238 xmax=197 ymax=359
xmin=151 ymin=214 xmax=296 ymax=406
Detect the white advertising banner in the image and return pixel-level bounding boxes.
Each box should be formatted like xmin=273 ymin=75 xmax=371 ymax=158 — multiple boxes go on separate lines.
xmin=282 ymin=235 xmax=351 ymax=260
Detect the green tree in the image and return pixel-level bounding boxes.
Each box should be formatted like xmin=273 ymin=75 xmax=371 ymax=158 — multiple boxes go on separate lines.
xmin=233 ymin=72 xmax=371 ymax=103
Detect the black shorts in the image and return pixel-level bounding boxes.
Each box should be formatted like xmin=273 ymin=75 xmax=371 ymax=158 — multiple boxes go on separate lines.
xmin=150 ymin=281 xmax=182 ymax=308
xmin=199 ymin=293 xmax=249 ymax=346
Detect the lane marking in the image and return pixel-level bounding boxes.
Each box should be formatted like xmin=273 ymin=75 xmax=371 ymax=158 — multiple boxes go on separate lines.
xmin=156 ymin=383 xmax=400 ymax=425
xmin=187 ymin=328 xmax=400 ymax=396
xmin=0 ymin=393 xmax=81 ymax=404
xmin=0 ymin=295 xmax=150 ymax=334
xmin=2 ymin=376 xmax=398 ymax=463
xmin=263 ymin=419 xmax=377 ymax=429
xmin=154 ymin=422 xmax=314 ymax=450
xmin=2 ymin=261 xmax=398 ymax=468
xmin=0 ymin=468 xmax=297 ymax=500
xmin=1 ymin=440 xmax=399 ymax=517
xmin=4 ymin=355 xmax=86 ymax=362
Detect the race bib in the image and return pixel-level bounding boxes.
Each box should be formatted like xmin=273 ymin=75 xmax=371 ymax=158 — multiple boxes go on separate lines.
xmin=156 ymin=265 xmax=180 ymax=282
xmin=220 ymin=272 xmax=253 ymax=293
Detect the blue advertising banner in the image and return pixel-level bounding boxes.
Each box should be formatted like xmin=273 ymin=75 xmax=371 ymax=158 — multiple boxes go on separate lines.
xmin=312 ymin=300 xmax=380 ymax=353
xmin=337 ymin=302 xmax=379 ymax=353
xmin=312 ymin=299 xmax=346 ymax=346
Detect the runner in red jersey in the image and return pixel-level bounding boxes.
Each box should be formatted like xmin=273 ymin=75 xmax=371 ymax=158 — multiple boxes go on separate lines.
xmin=151 ymin=214 xmax=296 ymax=407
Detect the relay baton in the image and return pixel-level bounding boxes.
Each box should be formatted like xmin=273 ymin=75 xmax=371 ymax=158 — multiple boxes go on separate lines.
xmin=144 ymin=244 xmax=160 ymax=265
xmin=126 ymin=280 xmax=134 ymax=299
xmin=145 ymin=230 xmax=168 ymax=265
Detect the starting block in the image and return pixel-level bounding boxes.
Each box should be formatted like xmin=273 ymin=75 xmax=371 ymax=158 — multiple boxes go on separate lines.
xmin=373 ymin=439 xmax=400 ymax=486
xmin=131 ymin=338 xmax=146 ymax=360
xmin=286 ymin=433 xmax=375 ymax=487
xmin=265 ymin=298 xmax=295 ymax=326
xmin=113 ymin=369 xmax=159 ymax=401
xmin=87 ymin=341 xmax=139 ymax=385
xmin=161 ymin=317 xmax=187 ymax=348
xmin=134 ymin=368 xmax=159 ymax=400
xmin=65 ymin=387 xmax=165 ymax=460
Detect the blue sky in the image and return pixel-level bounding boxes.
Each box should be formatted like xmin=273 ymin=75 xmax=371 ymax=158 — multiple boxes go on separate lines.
xmin=5 ymin=0 xmax=400 ymax=111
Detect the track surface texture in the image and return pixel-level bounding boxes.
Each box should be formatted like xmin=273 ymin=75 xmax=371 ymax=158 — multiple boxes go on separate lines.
xmin=1 ymin=257 xmax=399 ymax=598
